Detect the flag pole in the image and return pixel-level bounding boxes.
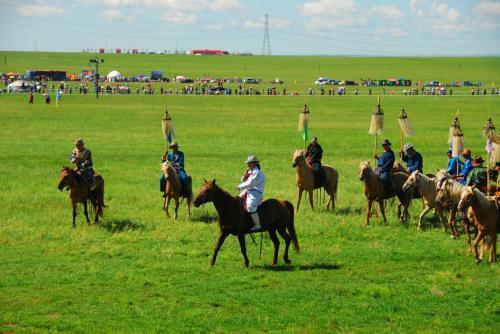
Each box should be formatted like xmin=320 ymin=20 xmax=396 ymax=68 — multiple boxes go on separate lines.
xmin=369 ymin=97 xmax=384 ymax=163
xmin=483 ymin=117 xmax=496 ymax=196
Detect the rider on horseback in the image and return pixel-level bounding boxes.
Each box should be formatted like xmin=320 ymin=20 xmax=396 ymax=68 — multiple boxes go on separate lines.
xmin=374 ymin=139 xmax=395 ymax=198
xmin=69 ymin=138 xmax=96 ymax=190
xmin=305 ymin=137 xmax=326 ymax=187
xmin=400 ymin=143 xmax=423 ymax=173
xmin=160 ymin=141 xmax=190 ymax=197
xmin=238 ymin=155 xmax=265 ymax=232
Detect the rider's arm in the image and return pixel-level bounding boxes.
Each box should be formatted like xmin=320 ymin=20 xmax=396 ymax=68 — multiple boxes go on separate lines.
xmin=238 ymin=170 xmax=259 ymax=190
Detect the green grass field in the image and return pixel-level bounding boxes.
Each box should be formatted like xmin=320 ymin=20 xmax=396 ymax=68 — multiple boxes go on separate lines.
xmin=0 ymin=53 xmax=499 ymax=333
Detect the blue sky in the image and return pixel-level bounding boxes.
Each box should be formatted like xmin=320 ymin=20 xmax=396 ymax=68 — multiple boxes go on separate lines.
xmin=0 ymin=0 xmax=499 ymax=56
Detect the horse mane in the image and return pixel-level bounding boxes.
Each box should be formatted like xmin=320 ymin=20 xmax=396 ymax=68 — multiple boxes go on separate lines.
xmin=212 ymin=182 xmax=239 ymax=203
xmin=64 ymin=167 xmax=86 ymax=184
xmin=445 ymin=178 xmax=466 ymax=201
xmin=471 ymin=188 xmax=494 ymax=208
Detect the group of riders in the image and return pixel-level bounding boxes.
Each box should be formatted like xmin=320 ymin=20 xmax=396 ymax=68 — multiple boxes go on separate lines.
xmin=68 ymin=134 xmax=498 ymax=231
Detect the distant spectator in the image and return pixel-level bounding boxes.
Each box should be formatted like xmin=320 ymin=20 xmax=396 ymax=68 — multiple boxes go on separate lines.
xmin=45 ymin=94 xmax=50 ymax=104
xmin=29 ymin=93 xmax=34 ymax=104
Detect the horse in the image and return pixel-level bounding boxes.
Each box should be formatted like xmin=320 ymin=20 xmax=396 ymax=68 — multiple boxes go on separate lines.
xmin=57 ymin=167 xmax=105 ymax=227
xmin=358 ymin=161 xmax=412 ymax=226
xmin=292 ymin=150 xmax=338 ymax=212
xmin=162 ymin=161 xmax=192 ymax=220
xmin=193 ymin=179 xmax=299 ymax=267
xmin=435 ymin=173 xmax=477 ymax=254
xmin=458 ymin=186 xmax=498 ymax=263
xmin=402 ymin=171 xmax=446 ymax=230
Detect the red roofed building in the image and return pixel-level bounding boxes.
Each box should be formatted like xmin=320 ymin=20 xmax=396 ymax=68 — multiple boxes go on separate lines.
xmin=191 ymin=49 xmax=229 ymax=55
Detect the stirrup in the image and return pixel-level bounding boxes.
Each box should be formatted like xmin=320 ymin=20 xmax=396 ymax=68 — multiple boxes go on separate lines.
xmin=249 ymin=225 xmax=262 ymax=232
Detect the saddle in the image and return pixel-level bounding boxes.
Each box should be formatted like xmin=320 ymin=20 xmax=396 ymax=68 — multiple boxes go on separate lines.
xmin=238 ymin=196 xmax=266 ymax=232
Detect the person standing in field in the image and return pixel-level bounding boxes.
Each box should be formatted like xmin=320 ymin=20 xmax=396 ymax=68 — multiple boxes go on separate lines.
xmin=29 ymin=93 xmax=34 ymax=104
xmin=374 ymin=139 xmax=395 ymax=198
xmin=238 ymin=155 xmax=265 ymax=232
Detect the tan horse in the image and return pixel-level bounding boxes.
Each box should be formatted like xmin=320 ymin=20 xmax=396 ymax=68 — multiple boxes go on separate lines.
xmin=292 ymin=150 xmax=338 ymax=212
xmin=358 ymin=161 xmax=412 ymax=225
xmin=57 ymin=167 xmax=105 ymax=227
xmin=435 ymin=174 xmax=477 ymax=255
xmin=402 ymin=171 xmax=446 ymax=230
xmin=162 ymin=161 xmax=192 ymax=220
xmin=458 ymin=187 xmax=498 ymax=263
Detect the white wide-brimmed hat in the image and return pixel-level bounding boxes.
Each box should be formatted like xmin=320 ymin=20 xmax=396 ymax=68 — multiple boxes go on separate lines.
xmin=244 ymin=155 xmax=259 ymax=163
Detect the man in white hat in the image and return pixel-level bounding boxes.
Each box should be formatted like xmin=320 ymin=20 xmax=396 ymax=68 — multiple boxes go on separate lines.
xmin=238 ymin=155 xmax=265 ymax=232
xmin=399 ymin=143 xmax=423 ymax=173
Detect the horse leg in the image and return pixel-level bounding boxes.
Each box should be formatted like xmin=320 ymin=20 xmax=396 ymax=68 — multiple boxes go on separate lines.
xmin=473 ymin=230 xmax=485 ymax=264
xmin=72 ymin=202 xmax=77 ymax=228
xmin=237 ymin=234 xmax=249 ymax=268
xmin=268 ymin=229 xmax=280 ymax=266
xmin=277 ymin=227 xmax=292 ymax=265
xmin=296 ymin=188 xmax=303 ymax=213
xmin=418 ymin=206 xmax=431 ymax=230
xmin=83 ymin=201 xmax=90 ymax=225
xmin=365 ymin=200 xmax=373 ymax=226
xmin=449 ymin=209 xmax=458 ymax=239
xmin=186 ymin=198 xmax=191 ymax=220
xmin=174 ymin=197 xmax=180 ymax=220
xmin=379 ymin=200 xmax=388 ymax=225
xmin=211 ymin=232 xmax=228 ymax=267
xmin=490 ymin=233 xmax=497 ymax=263
xmin=308 ymin=190 xmax=314 ymax=210
xmin=436 ymin=206 xmax=446 ymax=231
xmin=462 ymin=219 xmax=472 ymax=255
xmin=165 ymin=196 xmax=171 ymax=219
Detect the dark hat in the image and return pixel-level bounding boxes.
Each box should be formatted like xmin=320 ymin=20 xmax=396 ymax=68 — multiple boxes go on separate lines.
xmin=447 ymin=148 xmax=452 ymax=154
xmin=311 ymin=136 xmax=318 ymax=142
xmin=169 ymin=141 xmax=179 ymax=148
xmin=472 ymin=155 xmax=484 ymax=166
xmin=381 ymin=139 xmax=391 ymax=147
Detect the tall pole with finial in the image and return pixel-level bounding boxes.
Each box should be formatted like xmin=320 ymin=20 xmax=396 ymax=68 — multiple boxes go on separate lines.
xmin=298 ymin=102 xmax=310 ymax=150
xmin=398 ymin=105 xmax=414 ymax=157
xmin=369 ymin=97 xmax=384 ymax=162
xmin=161 ymin=106 xmax=175 ymax=144
xmin=483 ymin=117 xmax=496 ymax=196
xmin=449 ymin=116 xmax=463 ymax=175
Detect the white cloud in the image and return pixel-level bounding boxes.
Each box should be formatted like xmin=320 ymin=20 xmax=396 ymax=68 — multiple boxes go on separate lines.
xmin=372 ymin=5 xmax=405 ymax=20
xmin=99 ymin=8 xmax=133 ymax=21
xmin=474 ymin=0 xmax=500 ymax=16
xmin=431 ymin=2 xmax=459 ymax=22
xmin=205 ymin=23 xmax=223 ymax=31
xmin=244 ymin=17 xmax=292 ymax=29
xmin=162 ymin=11 xmax=197 ymax=24
xmin=297 ymin=0 xmax=367 ymax=29
xmin=95 ymin=0 xmax=245 ymax=12
xmin=297 ymin=0 xmax=358 ymax=17
xmin=16 ymin=3 xmax=65 ymax=17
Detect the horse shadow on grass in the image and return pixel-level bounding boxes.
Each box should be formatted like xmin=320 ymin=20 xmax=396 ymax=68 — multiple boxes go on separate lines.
xmin=256 ymin=263 xmax=342 ymax=272
xmin=189 ymin=212 xmax=218 ymax=224
xmin=97 ymin=219 xmax=145 ymax=233
xmin=336 ymin=207 xmax=364 ymax=216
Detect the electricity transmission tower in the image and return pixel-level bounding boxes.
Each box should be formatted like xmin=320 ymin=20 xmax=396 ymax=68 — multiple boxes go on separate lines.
xmin=262 ymin=14 xmax=271 ymax=56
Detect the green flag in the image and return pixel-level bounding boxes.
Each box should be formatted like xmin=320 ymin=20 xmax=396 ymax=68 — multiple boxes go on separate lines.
xmin=302 ymin=123 xmax=308 ymax=142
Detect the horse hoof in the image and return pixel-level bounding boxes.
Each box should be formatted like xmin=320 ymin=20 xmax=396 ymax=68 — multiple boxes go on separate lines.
xmin=475 ymin=259 xmax=482 ymax=264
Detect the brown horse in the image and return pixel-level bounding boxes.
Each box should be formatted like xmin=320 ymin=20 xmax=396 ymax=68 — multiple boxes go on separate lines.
xmin=57 ymin=167 xmax=105 ymax=227
xmin=193 ymin=179 xmax=299 ymax=267
xmin=358 ymin=161 xmax=412 ymax=226
xmin=292 ymin=150 xmax=338 ymax=212
xmin=435 ymin=173 xmax=478 ymax=256
xmin=162 ymin=162 xmax=192 ymax=220
xmin=458 ymin=187 xmax=498 ymax=263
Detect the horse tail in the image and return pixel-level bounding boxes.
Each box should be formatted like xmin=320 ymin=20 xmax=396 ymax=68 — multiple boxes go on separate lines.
xmin=332 ymin=169 xmax=338 ymax=205
xmin=96 ymin=176 xmax=106 ymax=217
xmin=284 ymin=200 xmax=300 ymax=254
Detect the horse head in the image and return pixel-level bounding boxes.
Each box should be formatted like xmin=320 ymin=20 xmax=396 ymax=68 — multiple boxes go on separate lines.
xmin=58 ymin=166 xmax=72 ymax=191
xmin=457 ymin=186 xmax=475 ymax=211
xmin=402 ymin=170 xmax=419 ymax=191
xmin=193 ymin=179 xmax=217 ymax=207
xmin=291 ymin=150 xmax=306 ymax=168
xmin=435 ymin=178 xmax=451 ymax=205
xmin=359 ymin=161 xmax=371 ymax=181
xmin=435 ymin=169 xmax=449 ymax=192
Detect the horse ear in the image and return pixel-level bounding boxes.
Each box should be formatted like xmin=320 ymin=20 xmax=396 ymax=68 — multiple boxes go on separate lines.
xmin=367 ymin=161 xmax=371 ymax=165
xmin=212 ymin=178 xmax=216 ymax=184
xmin=203 ymin=178 xmax=207 ymax=183
xmin=470 ymin=184 xmax=477 ymax=190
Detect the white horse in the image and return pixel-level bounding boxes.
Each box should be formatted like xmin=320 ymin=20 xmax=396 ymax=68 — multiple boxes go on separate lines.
xmin=402 ymin=171 xmax=446 ymax=230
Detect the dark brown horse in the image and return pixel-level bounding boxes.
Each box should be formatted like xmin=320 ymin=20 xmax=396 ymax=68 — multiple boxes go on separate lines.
xmin=58 ymin=167 xmax=105 ymax=227
xmin=193 ymin=179 xmax=300 ymax=267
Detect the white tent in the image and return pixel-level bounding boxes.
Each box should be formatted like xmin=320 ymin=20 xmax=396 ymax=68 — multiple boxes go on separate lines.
xmin=7 ymin=80 xmax=32 ymax=92
xmin=107 ymin=70 xmax=122 ymax=82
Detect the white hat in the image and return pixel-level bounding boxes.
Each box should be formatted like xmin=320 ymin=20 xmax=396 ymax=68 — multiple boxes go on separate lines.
xmin=244 ymin=155 xmax=259 ymax=163
xmin=403 ymin=143 xmax=413 ymax=152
